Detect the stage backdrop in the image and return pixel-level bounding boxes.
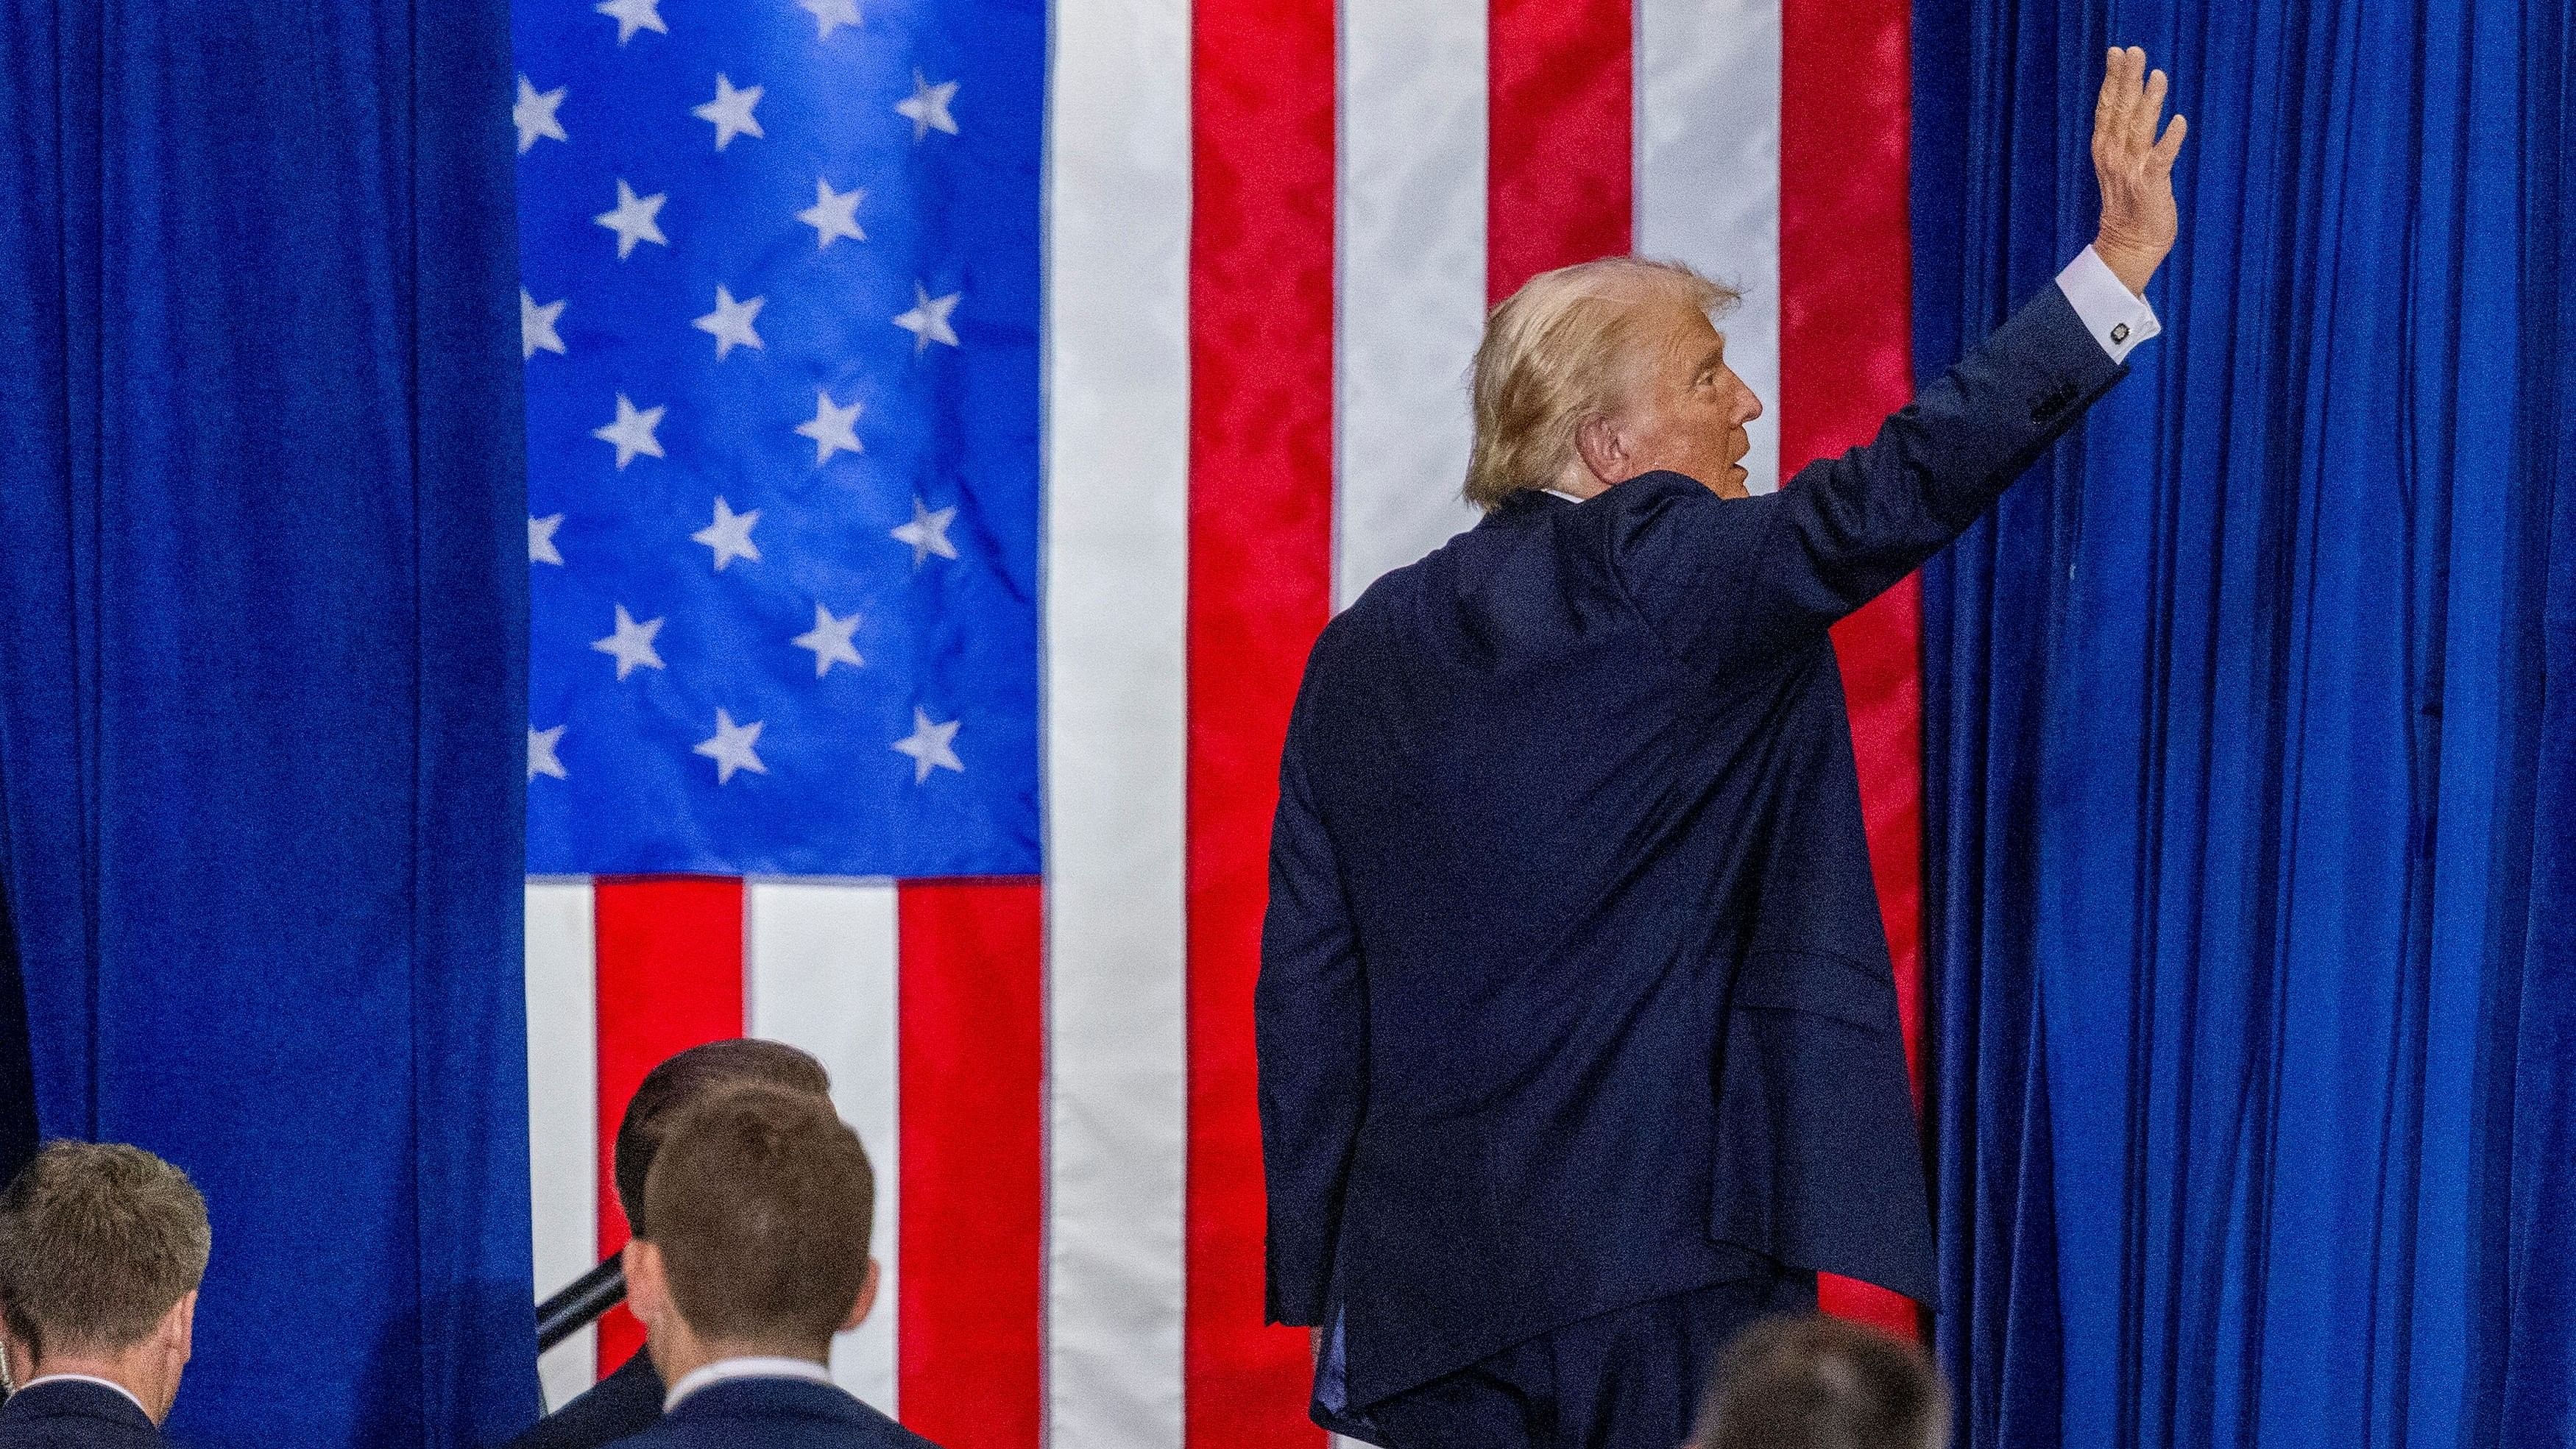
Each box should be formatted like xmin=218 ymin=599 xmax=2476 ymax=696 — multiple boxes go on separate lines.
xmin=1916 ymin=1 xmax=2576 ymax=1447
xmin=509 ymin=1 xmax=1934 ymax=1446
xmin=0 ymin=1 xmax=536 ymax=1446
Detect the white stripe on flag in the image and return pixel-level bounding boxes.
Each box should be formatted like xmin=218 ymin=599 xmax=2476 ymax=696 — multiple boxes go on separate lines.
xmin=1334 ymin=0 xmax=1487 ymax=608
xmin=1638 ymin=0 xmax=1783 ymax=493
xmin=525 ymin=879 xmax=599 ymax=1411
xmin=745 ymin=880 xmax=902 ymax=1417
xmin=1044 ymin=0 xmax=1193 ymax=1444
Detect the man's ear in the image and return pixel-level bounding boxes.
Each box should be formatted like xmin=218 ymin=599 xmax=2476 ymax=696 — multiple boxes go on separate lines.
xmin=1572 ymin=414 xmax=1628 ymax=488
xmin=842 ymin=1258 xmax=882 ymax=1333
xmin=623 ymin=1239 xmax=666 ymax=1331
xmin=163 ymin=1290 xmax=197 ymax=1363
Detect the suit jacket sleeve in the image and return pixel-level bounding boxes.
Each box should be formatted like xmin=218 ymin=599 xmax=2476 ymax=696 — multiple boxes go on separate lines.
xmin=1254 ymin=708 xmax=1368 ymax=1327
xmin=1604 ymin=280 xmax=2128 ymax=675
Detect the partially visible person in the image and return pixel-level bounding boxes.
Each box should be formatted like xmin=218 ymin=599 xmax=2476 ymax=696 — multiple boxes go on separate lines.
xmin=609 ymin=1084 xmax=932 ymax=1449
xmin=1690 ymin=1315 xmax=1946 ymax=1449
xmin=512 ymin=1039 xmax=835 ymax=1449
xmin=0 ymin=1142 xmax=211 ymax=1449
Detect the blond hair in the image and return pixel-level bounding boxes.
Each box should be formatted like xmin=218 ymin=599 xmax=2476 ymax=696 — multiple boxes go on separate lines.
xmin=1464 ymin=257 xmax=1738 ymax=510
xmin=0 ymin=1141 xmax=210 ymax=1360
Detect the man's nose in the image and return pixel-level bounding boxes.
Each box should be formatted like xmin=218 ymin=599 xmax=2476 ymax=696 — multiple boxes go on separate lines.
xmin=1736 ymin=379 xmax=1765 ymax=424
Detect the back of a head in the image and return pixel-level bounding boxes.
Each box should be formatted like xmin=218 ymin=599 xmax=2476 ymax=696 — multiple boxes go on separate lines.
xmin=0 ymin=1141 xmax=210 ymax=1363
xmin=1694 ymin=1315 xmax=1947 ymax=1449
xmin=615 ymin=1038 xmax=832 ymax=1238
xmin=1465 ymin=255 xmax=1739 ymax=510
xmin=643 ymin=1084 xmax=874 ymax=1350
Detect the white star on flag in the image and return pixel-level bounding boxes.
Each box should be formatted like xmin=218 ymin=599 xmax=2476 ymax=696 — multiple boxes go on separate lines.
xmin=693 ymin=74 xmax=765 ymax=149
xmin=690 ymin=496 xmax=762 ymax=571
xmin=592 ymin=393 xmax=666 ymax=469
xmin=592 ymin=604 xmax=666 ymax=679
xmin=796 ymin=389 xmax=864 ymax=465
xmin=792 ymin=603 xmax=865 ymax=677
xmin=892 ymin=707 xmax=964 ymax=783
xmin=896 ymin=70 xmax=959 ymax=141
xmin=521 ymin=291 xmax=566 ymax=360
xmin=595 ymin=0 xmax=665 ymax=43
xmin=799 ymin=0 xmax=860 ymax=39
xmin=514 ymin=77 xmax=567 ymax=153
xmin=894 ymin=283 xmax=961 ymax=352
xmin=595 ymin=179 xmax=668 ymax=258
xmin=694 ymin=709 xmax=769 ymax=784
xmin=529 ymin=514 xmax=565 ymax=565
xmin=528 ymin=726 xmax=567 ymax=781
xmin=891 ymin=496 xmax=959 ymax=564
xmin=797 ymin=179 xmax=866 ymax=249
xmin=692 ymin=286 xmax=765 ymax=358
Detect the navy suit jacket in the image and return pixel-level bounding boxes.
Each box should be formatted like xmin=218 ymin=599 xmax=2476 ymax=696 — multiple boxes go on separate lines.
xmin=505 ymin=1350 xmax=662 ymax=1449
xmin=0 ymin=1382 xmax=159 ymax=1449
xmin=1256 ymin=282 xmax=2126 ymax=1407
xmin=606 ymin=1378 xmax=933 ymax=1449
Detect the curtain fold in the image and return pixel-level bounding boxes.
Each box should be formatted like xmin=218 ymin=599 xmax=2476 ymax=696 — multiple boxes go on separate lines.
xmin=0 ymin=3 xmax=536 ymax=1445
xmin=2498 ymin=1 xmax=2576 ymax=1441
xmin=1914 ymin=1 xmax=2574 ymax=1446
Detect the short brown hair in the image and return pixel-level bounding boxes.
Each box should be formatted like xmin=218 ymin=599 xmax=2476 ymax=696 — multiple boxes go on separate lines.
xmin=0 ymin=1141 xmax=211 ymax=1361
xmin=643 ymin=1085 xmax=874 ymax=1347
xmin=1465 ymin=256 xmax=1740 ymax=510
xmin=1694 ymin=1315 xmax=1947 ymax=1449
xmin=615 ymin=1039 xmax=831 ymax=1238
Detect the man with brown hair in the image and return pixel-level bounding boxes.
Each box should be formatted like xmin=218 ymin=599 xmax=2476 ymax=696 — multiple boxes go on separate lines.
xmin=1690 ymin=1316 xmax=1946 ymax=1449
xmin=512 ymin=1038 xmax=833 ymax=1449
xmin=0 ymin=1142 xmax=211 ymax=1448
xmin=612 ymin=1084 xmax=933 ymax=1449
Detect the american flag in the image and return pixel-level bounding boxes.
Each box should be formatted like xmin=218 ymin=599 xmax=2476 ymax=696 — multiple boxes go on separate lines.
xmin=512 ymin=0 xmax=1928 ymax=1445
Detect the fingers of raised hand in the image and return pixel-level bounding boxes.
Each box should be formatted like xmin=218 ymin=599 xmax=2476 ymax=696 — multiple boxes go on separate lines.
xmin=2097 ymin=49 xmax=2147 ymax=157
xmin=2151 ymin=112 xmax=2189 ymax=169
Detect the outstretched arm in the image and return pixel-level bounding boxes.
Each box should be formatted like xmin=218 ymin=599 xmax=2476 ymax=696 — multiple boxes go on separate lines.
xmin=1607 ymin=49 xmax=2188 ymax=675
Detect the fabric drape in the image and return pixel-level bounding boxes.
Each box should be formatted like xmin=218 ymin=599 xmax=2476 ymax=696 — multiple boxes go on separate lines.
xmin=1913 ymin=1 xmax=2575 ymax=1446
xmin=0 ymin=3 xmax=537 ymax=1446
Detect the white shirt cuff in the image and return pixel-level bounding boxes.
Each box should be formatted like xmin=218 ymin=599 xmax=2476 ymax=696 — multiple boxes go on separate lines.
xmin=2056 ymin=245 xmax=2160 ymax=363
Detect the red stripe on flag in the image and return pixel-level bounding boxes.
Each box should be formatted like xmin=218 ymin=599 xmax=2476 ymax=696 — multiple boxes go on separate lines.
xmin=1186 ymin=0 xmax=1337 ymax=1440
xmin=592 ymin=876 xmax=749 ymax=1373
xmin=896 ymin=879 xmax=1044 ymax=1449
xmin=1780 ymin=0 xmax=1927 ymax=1340
xmin=1487 ymin=0 xmax=1632 ymax=302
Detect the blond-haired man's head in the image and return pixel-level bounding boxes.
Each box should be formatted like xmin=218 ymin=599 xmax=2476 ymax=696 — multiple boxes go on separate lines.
xmin=0 ymin=1141 xmax=211 ymax=1423
xmin=1466 ymin=256 xmax=1763 ymax=509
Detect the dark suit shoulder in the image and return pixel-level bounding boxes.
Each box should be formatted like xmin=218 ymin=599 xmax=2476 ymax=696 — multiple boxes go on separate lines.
xmin=612 ymin=1378 xmax=936 ymax=1449
xmin=505 ymin=1353 xmax=665 ymax=1449
xmin=0 ymin=1382 xmax=160 ymax=1449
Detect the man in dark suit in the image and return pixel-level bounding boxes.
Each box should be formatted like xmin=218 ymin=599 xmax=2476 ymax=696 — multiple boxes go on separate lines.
xmin=512 ymin=1039 xmax=835 ymax=1449
xmin=1257 ymin=48 xmax=2188 ymax=1448
xmin=606 ymin=1083 xmax=933 ymax=1449
xmin=0 ymin=1141 xmax=210 ymax=1448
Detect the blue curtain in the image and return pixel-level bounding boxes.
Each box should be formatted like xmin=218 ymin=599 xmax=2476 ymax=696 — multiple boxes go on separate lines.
xmin=0 ymin=3 xmax=537 ymax=1447
xmin=1914 ymin=1 xmax=2575 ymax=1446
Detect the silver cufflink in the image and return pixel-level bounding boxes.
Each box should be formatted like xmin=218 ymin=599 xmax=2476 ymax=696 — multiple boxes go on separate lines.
xmin=2111 ymin=323 xmax=2131 ymax=344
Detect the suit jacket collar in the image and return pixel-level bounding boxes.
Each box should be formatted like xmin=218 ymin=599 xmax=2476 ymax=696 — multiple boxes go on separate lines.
xmin=1 ymin=1378 xmax=158 ymax=1436
xmin=1484 ymin=489 xmax=1565 ymax=526
xmin=660 ymin=1375 xmax=866 ymax=1428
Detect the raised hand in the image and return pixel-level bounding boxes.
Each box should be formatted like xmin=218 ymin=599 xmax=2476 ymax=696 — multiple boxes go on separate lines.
xmin=2091 ymin=46 xmax=2188 ymax=295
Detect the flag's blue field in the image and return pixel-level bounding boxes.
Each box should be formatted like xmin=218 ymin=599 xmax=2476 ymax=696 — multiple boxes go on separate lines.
xmin=515 ymin=0 xmax=1044 ymax=877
